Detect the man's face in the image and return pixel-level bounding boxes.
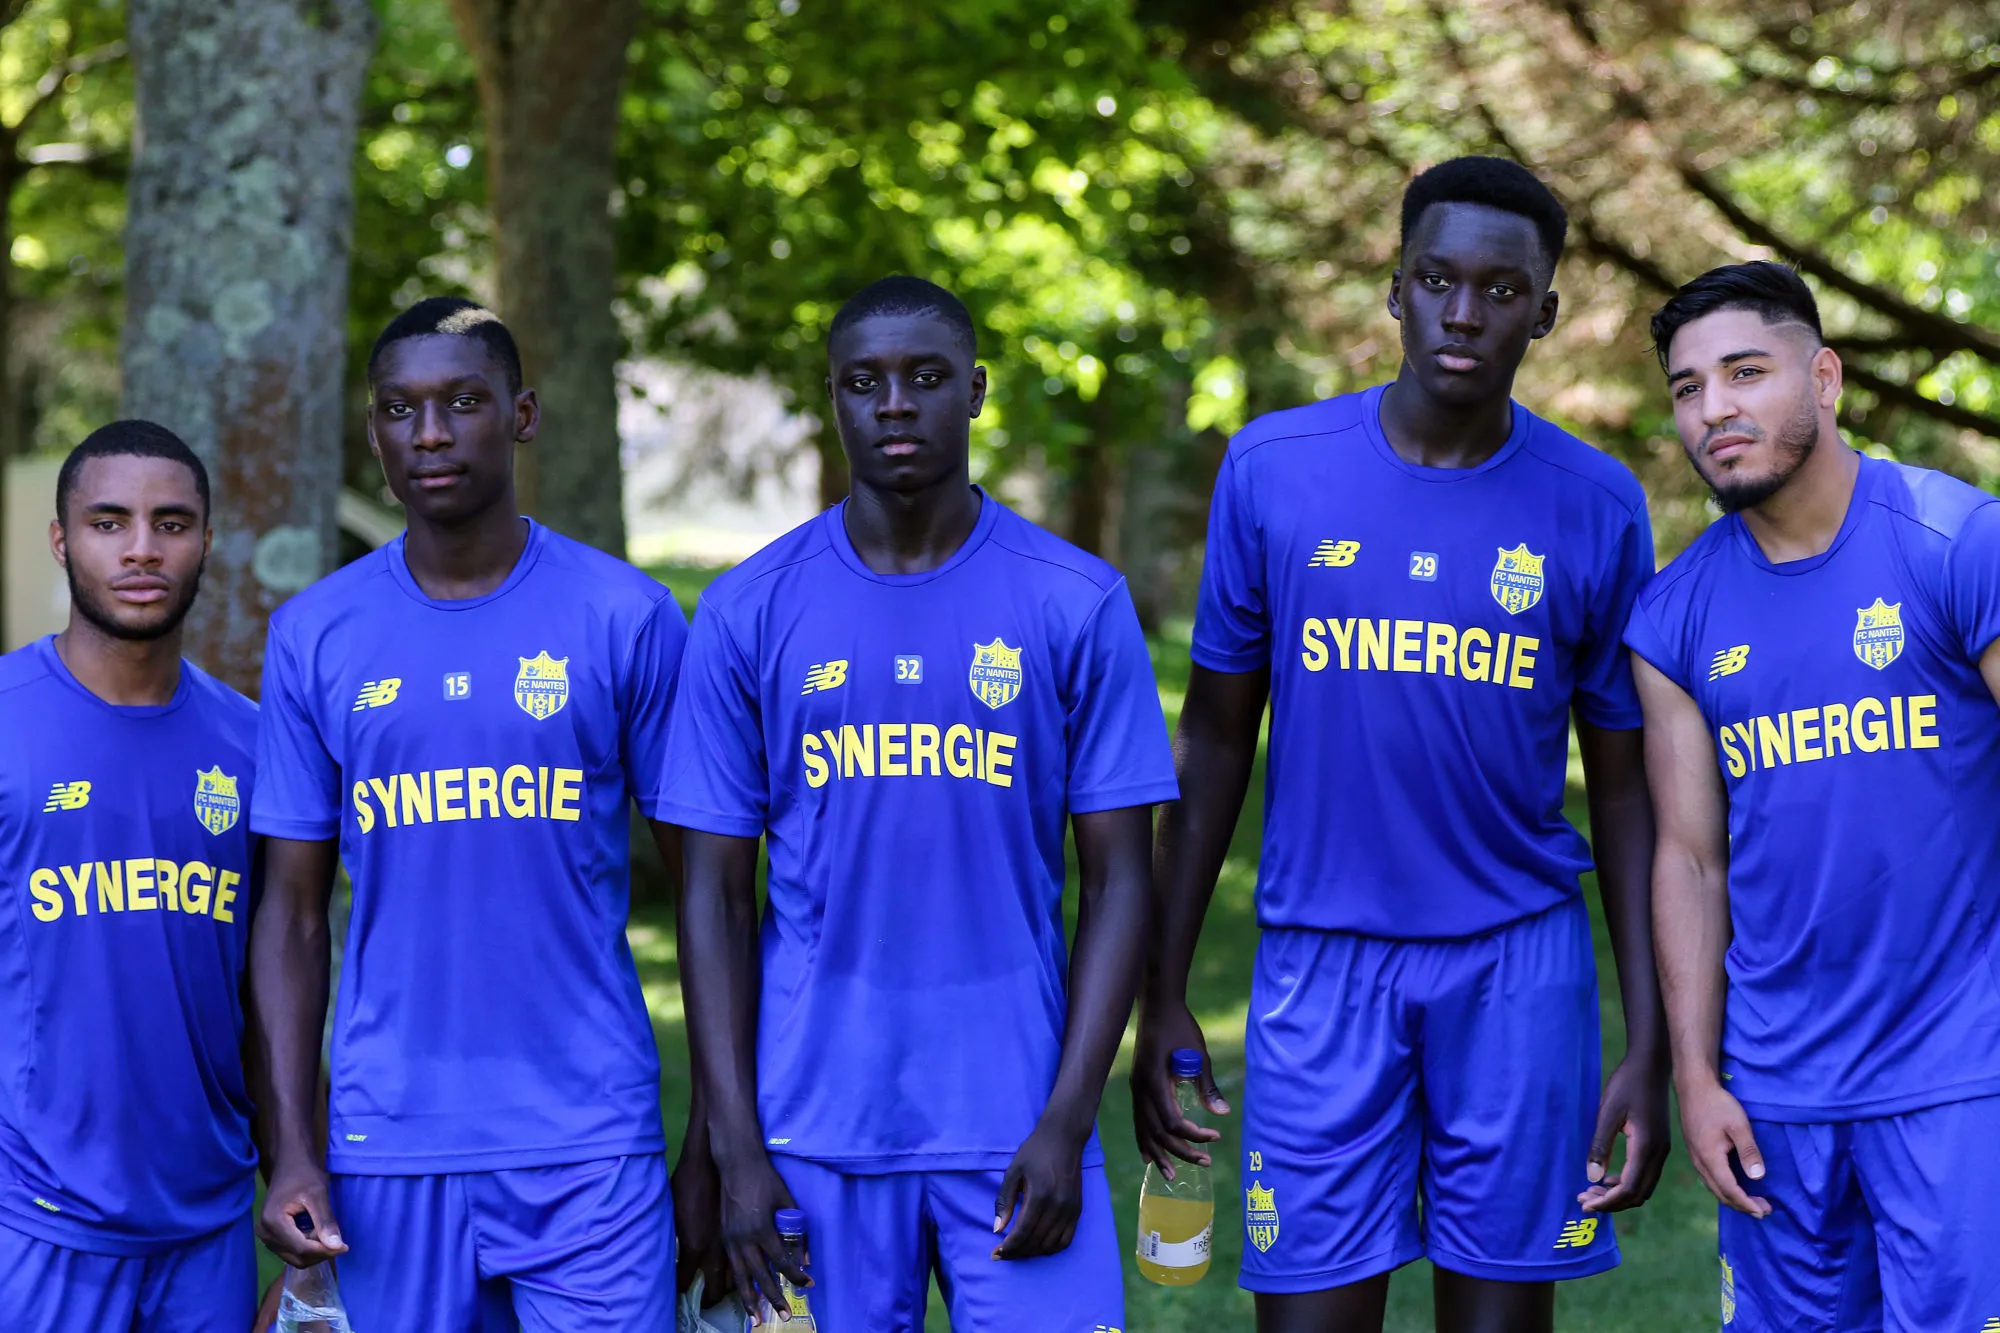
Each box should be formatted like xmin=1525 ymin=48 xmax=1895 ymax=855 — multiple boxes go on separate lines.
xmin=826 ymin=312 xmax=987 ymax=494
xmin=1664 ymin=308 xmax=1832 ymax=512
xmin=368 ymin=334 xmax=536 ymax=526
xmin=52 ymin=454 xmax=209 ymax=641
xmin=1389 ymin=202 xmax=1559 ymax=408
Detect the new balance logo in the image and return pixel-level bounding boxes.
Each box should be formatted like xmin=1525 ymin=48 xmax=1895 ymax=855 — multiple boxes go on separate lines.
xmin=1709 ymin=645 xmax=1750 ymax=681
xmin=353 ymin=679 xmax=403 ymax=711
xmin=1307 ymin=539 xmax=1361 ymax=568
xmin=43 ymin=781 xmax=91 ymax=812
xmin=1980 ymin=1320 xmax=1999 ymax=1333
xmin=801 ymin=661 xmax=848 ymax=695
xmin=1554 ymin=1218 xmax=1599 ymax=1249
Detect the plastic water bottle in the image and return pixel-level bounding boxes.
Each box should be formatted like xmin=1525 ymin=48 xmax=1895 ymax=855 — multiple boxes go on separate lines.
xmin=755 ymin=1208 xmax=816 ymax=1328
xmin=274 ymin=1217 xmax=354 ymax=1333
xmin=1136 ymin=1047 xmax=1214 ymax=1285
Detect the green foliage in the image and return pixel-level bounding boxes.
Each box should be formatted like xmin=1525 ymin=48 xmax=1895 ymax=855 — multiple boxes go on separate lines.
xmin=615 ymin=0 xmax=1234 ymax=538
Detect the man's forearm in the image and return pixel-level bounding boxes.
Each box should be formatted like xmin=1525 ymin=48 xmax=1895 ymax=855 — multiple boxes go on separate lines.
xmin=1045 ymin=810 xmax=1152 ymax=1134
xmin=1579 ymin=727 xmax=1667 ymax=1058
xmin=678 ymin=832 xmax=766 ymax=1168
xmin=1654 ymin=851 xmax=1730 ymax=1087
xmin=248 ymin=896 xmax=331 ymax=1165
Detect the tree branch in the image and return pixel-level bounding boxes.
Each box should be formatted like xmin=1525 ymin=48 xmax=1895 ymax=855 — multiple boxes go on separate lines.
xmin=1837 ymin=354 xmax=2000 ymax=439
xmin=8 ymin=39 xmax=128 ymax=138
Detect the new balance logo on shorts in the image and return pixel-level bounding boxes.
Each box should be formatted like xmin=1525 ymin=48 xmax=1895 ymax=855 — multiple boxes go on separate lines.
xmin=1553 ymin=1217 xmax=1599 ymax=1249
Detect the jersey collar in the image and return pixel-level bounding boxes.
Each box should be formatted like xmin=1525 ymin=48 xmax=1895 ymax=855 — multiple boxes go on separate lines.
xmin=1360 ymin=382 xmax=1531 ymax=481
xmin=1726 ymin=448 xmax=1873 ymax=577
xmin=386 ymin=516 xmax=548 ymax=610
xmin=824 ymin=485 xmax=1000 ymax=587
xmin=33 ymin=634 xmax=192 ymax=718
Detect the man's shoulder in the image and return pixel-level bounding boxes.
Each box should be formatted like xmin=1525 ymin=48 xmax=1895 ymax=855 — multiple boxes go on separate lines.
xmin=1637 ymin=520 xmax=1734 ymax=618
xmin=698 ymin=512 xmax=837 ymax=614
xmin=0 ymin=639 xmax=54 ymax=702
xmin=1517 ymin=413 xmax=1647 ymax=517
xmin=985 ymin=502 xmax=1124 ymax=600
xmin=1227 ymin=394 xmax=1369 ymax=466
xmin=535 ymin=527 xmax=675 ymax=615
xmin=1867 ymin=457 xmax=1999 ymax=544
xmin=181 ymin=661 xmax=259 ymax=742
xmin=270 ymin=545 xmax=397 ymax=638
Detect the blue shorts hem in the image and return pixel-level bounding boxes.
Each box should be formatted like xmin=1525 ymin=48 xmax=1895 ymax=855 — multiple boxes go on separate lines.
xmin=1428 ymin=1244 xmax=1621 ymax=1283
xmin=1238 ymin=1243 xmax=1423 ymax=1293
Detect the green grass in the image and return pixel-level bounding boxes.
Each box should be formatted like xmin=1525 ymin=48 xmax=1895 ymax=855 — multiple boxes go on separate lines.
xmin=263 ymin=577 xmax=1722 ymax=1329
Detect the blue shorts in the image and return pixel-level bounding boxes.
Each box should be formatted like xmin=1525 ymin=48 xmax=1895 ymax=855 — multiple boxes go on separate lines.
xmin=1240 ymin=897 xmax=1616 ymax=1291
xmin=0 ymin=1214 xmax=254 ymax=1333
xmin=1719 ymin=1097 xmax=2000 ymax=1331
xmin=330 ymin=1153 xmax=672 ymax=1332
xmin=773 ymin=1157 xmax=1125 ymax=1333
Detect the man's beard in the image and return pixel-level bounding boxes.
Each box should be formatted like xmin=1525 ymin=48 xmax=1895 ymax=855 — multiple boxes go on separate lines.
xmin=66 ymin=558 xmax=204 ymax=643
xmin=1706 ymin=392 xmax=1822 ymax=514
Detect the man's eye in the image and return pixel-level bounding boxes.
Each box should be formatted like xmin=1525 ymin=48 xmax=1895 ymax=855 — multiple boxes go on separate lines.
xmin=1488 ymin=284 xmax=1515 ymax=299
xmin=1675 ymin=383 xmax=1698 ymax=398
xmin=1735 ymin=366 xmax=1762 ymax=380
xmin=914 ymin=372 xmax=941 ymax=386
xmin=451 ymin=395 xmax=481 ymax=409
xmin=1422 ymin=274 xmax=1448 ymax=290
xmin=850 ymin=376 xmax=876 ymax=391
xmin=385 ymin=403 xmax=411 ymax=417
xmin=159 ymin=521 xmax=186 ymax=533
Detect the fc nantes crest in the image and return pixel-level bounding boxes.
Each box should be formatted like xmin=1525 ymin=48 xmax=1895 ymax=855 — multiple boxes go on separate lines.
xmin=514 ymin=651 xmax=571 ymax=720
xmin=968 ymin=638 xmax=1024 ymax=710
xmin=193 ymin=767 xmax=241 ymax=836
xmin=1245 ymin=1179 xmax=1280 ymax=1253
xmin=1852 ymin=598 xmax=1905 ymax=670
xmin=1489 ymin=544 xmax=1546 ymax=615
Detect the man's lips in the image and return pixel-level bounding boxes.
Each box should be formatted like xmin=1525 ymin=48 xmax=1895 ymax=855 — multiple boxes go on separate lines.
xmin=1433 ymin=346 xmax=1481 ymax=373
xmin=410 ymin=467 xmax=466 ymax=490
xmin=1706 ymin=434 xmax=1757 ymax=464
xmin=876 ymin=435 xmax=922 ymax=457
xmin=110 ymin=578 xmax=170 ymax=605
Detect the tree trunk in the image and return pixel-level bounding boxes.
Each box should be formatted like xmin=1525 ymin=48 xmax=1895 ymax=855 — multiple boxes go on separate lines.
xmin=447 ymin=0 xmax=639 ymax=556
xmin=121 ymin=0 xmax=376 ymax=696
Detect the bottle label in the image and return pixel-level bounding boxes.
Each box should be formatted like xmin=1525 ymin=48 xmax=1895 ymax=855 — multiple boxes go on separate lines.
xmin=1137 ymin=1223 xmax=1213 ymax=1268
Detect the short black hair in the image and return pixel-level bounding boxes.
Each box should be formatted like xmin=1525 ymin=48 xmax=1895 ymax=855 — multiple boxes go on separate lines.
xmin=368 ymin=296 xmax=523 ymax=395
xmin=1649 ymin=261 xmax=1823 ymax=372
xmin=1401 ymin=156 xmax=1569 ymax=277
xmin=56 ymin=419 xmax=210 ymax=525
xmin=829 ymin=276 xmax=977 ymax=357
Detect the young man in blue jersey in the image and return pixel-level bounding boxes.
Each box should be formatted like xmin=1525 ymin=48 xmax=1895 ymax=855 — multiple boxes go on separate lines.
xmin=248 ymin=297 xmax=689 ymax=1330
xmin=1630 ymin=261 xmax=2000 ymax=1329
xmin=1134 ymin=157 xmax=1671 ymax=1332
xmin=0 ymin=423 xmax=261 ymax=1330
xmin=663 ymin=275 xmax=1177 ymax=1331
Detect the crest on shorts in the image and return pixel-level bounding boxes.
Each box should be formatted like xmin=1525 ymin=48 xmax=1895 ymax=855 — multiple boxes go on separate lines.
xmin=968 ymin=638 xmax=1023 ymax=710
xmin=1852 ymin=598 xmax=1904 ymax=670
xmin=1245 ymin=1179 xmax=1280 ymax=1253
xmin=514 ymin=651 xmax=571 ymax=720
xmin=1489 ymin=544 xmax=1546 ymax=615
xmin=1720 ymin=1254 xmax=1737 ymax=1325
xmin=193 ymin=767 xmax=240 ymax=836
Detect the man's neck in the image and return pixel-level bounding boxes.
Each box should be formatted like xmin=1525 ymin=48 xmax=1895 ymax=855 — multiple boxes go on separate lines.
xmin=843 ymin=473 xmax=982 ymax=576
xmin=1378 ymin=366 xmax=1516 ymax=470
xmin=54 ymin=618 xmax=183 ymax=707
xmin=1740 ymin=437 xmax=1859 ymax=565
xmin=403 ymin=501 xmax=529 ymax=600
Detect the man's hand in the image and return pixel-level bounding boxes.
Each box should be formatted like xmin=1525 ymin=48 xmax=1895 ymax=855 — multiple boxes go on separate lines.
xmin=256 ymin=1159 xmax=347 ymax=1267
xmin=672 ymin=1135 xmax=729 ymax=1297
xmin=1130 ymin=998 xmax=1228 ymax=1177
xmin=1679 ymin=1078 xmax=1771 ymax=1217
xmin=716 ymin=1149 xmax=807 ymax=1322
xmin=1579 ymin=1051 xmax=1670 ymax=1212
xmin=992 ymin=1118 xmax=1089 ymax=1260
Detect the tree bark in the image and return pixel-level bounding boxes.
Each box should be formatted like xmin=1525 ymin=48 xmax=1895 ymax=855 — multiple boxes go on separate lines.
xmin=121 ymin=0 xmax=376 ymax=696
xmin=447 ymin=0 xmax=639 ymax=556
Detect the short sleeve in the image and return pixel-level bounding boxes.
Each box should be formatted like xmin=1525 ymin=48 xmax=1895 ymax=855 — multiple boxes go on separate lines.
xmin=249 ymin=617 xmax=342 ymax=840
xmin=1065 ymin=581 xmax=1180 ymax=813
xmin=1621 ymin=590 xmax=1693 ymax=697
xmin=1574 ymin=504 xmax=1655 ymax=728
xmin=1943 ymin=500 xmax=2000 ymax=662
xmin=655 ymin=598 xmax=769 ymax=837
xmin=621 ymin=594 xmax=691 ymax=819
xmin=1190 ymin=449 xmax=1270 ymax=672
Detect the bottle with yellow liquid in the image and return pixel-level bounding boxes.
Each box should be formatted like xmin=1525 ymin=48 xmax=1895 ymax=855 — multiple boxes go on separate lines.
xmin=757 ymin=1208 xmax=817 ymax=1328
xmin=1135 ymin=1047 xmax=1214 ymax=1285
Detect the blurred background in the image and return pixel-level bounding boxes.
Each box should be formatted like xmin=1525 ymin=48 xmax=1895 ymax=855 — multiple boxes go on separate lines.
xmin=0 ymin=0 xmax=1993 ymax=1327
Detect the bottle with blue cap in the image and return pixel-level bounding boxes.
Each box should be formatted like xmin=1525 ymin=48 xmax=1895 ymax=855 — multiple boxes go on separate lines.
xmin=1135 ymin=1047 xmax=1214 ymax=1285
xmin=755 ymin=1207 xmax=817 ymax=1328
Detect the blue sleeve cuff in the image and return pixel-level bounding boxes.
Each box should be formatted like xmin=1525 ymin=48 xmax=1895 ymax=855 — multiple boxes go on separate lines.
xmin=653 ymin=801 xmax=765 ymax=839
xmin=1068 ymin=779 xmax=1181 ymax=815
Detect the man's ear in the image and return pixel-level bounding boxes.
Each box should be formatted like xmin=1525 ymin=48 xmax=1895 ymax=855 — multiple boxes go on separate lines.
xmin=514 ymin=388 xmax=541 ymax=444
xmin=1531 ymin=287 xmax=1561 ymax=341
xmin=1386 ymin=268 xmax=1405 ymax=323
xmin=48 ymin=517 xmax=67 ymax=570
xmin=1812 ymin=344 xmax=1844 ymax=410
xmin=969 ymin=364 xmax=988 ymax=419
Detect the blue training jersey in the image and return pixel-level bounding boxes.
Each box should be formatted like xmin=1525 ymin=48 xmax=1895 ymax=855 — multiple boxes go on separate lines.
xmin=252 ymin=520 xmax=686 ymax=1173
xmin=658 ymin=494 xmax=1178 ymax=1172
xmin=1625 ymin=453 xmax=2000 ymax=1121
xmin=1194 ymin=384 xmax=1653 ymax=938
xmin=0 ymin=638 xmax=257 ymax=1255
